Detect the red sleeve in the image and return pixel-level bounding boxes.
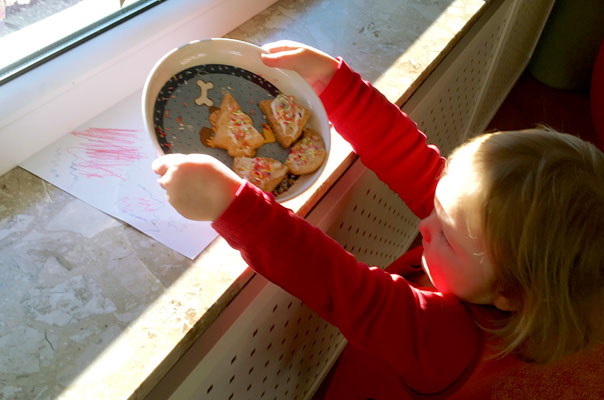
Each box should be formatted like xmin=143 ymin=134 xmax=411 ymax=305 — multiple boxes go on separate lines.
xmin=320 ymin=59 xmax=445 ymax=219
xmin=213 ymin=182 xmax=481 ymax=395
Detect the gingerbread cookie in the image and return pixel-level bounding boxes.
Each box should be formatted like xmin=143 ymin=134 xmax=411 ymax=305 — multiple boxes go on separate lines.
xmin=211 ymin=93 xmax=265 ymax=157
xmin=233 ymin=156 xmax=288 ymax=193
xmin=286 ymin=128 xmax=327 ymax=175
xmin=259 ymin=93 xmax=310 ymax=148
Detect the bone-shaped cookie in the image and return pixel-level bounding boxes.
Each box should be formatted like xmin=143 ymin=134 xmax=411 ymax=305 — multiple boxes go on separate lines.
xmin=194 ymin=80 xmax=214 ymax=107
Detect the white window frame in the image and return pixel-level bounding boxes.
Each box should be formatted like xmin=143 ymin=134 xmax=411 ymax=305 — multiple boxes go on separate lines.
xmin=0 ymin=0 xmax=277 ymax=175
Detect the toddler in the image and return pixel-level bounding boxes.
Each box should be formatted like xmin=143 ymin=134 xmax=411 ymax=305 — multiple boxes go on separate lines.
xmin=152 ymin=41 xmax=604 ymax=398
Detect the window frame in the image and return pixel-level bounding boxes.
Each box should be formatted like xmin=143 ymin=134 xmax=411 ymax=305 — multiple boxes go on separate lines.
xmin=0 ymin=0 xmax=277 ymax=175
xmin=0 ymin=0 xmax=163 ymax=85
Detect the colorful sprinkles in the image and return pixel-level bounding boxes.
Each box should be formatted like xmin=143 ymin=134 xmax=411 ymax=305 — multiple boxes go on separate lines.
xmin=273 ymin=174 xmax=298 ymax=195
xmin=153 ymin=64 xmax=279 ymax=155
xmin=271 ymin=93 xmax=305 ymax=134
xmin=151 ymin=63 xmax=320 ymax=197
xmin=289 ymin=134 xmax=322 ymax=166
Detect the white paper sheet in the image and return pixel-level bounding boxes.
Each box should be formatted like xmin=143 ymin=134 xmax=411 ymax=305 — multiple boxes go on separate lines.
xmin=20 ymin=91 xmax=217 ymax=259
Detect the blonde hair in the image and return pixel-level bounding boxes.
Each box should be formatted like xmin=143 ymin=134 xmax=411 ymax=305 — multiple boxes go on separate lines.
xmin=451 ymin=127 xmax=604 ymax=363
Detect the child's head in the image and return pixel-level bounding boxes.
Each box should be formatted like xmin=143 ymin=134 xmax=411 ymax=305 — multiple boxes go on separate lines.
xmin=441 ymin=127 xmax=604 ymax=363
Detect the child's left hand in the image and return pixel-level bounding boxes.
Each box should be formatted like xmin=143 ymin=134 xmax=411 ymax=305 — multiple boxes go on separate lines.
xmin=260 ymin=40 xmax=338 ymax=96
xmin=152 ymin=154 xmax=243 ymax=221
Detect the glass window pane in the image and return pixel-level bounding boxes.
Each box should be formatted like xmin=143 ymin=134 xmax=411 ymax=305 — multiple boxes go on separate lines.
xmin=0 ymin=0 xmax=160 ymax=84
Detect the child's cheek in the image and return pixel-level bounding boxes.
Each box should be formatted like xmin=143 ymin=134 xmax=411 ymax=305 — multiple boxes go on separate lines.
xmin=421 ymin=251 xmax=435 ymax=276
xmin=422 ymin=248 xmax=454 ymax=292
xmin=421 ymin=254 xmax=437 ymax=288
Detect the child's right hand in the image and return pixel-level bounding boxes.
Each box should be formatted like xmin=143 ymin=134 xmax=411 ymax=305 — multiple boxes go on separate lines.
xmin=261 ymin=40 xmax=338 ymax=96
xmin=152 ymin=154 xmax=243 ymax=221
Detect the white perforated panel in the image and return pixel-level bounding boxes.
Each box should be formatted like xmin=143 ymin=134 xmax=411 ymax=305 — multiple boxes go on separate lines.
xmin=402 ymin=0 xmax=514 ymax=156
xmin=150 ymin=1 xmax=556 ymax=398
xmin=310 ymin=160 xmax=420 ymax=269
xmin=159 ymin=276 xmax=345 ymax=400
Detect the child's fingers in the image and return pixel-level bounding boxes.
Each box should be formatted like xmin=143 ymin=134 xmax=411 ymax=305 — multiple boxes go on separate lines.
xmin=152 ymin=154 xmax=184 ymax=175
xmin=151 ymin=157 xmax=169 ymax=176
xmin=153 ymin=154 xmax=188 ymax=190
xmin=156 ymin=162 xmax=181 ymax=190
xmin=260 ymin=48 xmax=305 ymax=69
xmin=156 ymin=168 xmax=171 ymax=189
xmin=261 ymin=40 xmax=305 ymax=54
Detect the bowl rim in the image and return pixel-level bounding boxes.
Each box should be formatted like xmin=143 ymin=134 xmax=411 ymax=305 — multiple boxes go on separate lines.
xmin=141 ymin=38 xmax=330 ymax=202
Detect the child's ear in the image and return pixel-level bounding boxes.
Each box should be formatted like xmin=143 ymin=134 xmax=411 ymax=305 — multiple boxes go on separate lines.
xmin=493 ymin=292 xmax=517 ymax=311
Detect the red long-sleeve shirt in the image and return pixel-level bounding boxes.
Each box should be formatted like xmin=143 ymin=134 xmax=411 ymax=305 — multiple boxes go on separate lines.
xmin=213 ymin=59 xmax=513 ymax=398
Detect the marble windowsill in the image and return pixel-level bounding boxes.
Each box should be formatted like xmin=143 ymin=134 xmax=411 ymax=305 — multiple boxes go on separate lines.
xmin=0 ymin=0 xmax=487 ymax=399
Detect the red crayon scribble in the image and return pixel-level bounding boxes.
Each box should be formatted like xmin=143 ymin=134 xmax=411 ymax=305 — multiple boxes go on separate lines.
xmin=67 ymin=127 xmax=145 ymax=180
xmin=119 ymin=195 xmax=161 ymax=215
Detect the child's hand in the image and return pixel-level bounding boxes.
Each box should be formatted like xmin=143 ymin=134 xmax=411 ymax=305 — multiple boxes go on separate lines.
xmin=261 ymin=40 xmax=338 ymax=95
xmin=152 ymin=154 xmax=243 ymax=221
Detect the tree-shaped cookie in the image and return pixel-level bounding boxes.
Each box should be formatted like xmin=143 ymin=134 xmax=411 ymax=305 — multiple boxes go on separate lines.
xmin=210 ymin=93 xmax=265 ymax=157
xmin=259 ymin=94 xmax=310 ymax=148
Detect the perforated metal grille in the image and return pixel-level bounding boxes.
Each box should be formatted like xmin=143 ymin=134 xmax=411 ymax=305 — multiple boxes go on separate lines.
xmin=318 ymin=163 xmax=420 ymax=269
xmin=166 ymin=279 xmax=345 ymax=400
xmin=402 ymin=0 xmax=514 ymax=156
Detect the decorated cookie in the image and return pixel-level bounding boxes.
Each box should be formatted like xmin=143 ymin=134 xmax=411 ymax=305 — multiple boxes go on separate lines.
xmin=211 ymin=93 xmax=265 ymax=157
xmin=259 ymin=93 xmax=310 ymax=148
xmin=286 ymin=128 xmax=327 ymax=175
xmin=233 ymin=156 xmax=288 ymax=193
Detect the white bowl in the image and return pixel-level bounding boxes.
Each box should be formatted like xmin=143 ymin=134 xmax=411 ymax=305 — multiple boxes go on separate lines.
xmin=142 ymin=38 xmax=330 ymax=202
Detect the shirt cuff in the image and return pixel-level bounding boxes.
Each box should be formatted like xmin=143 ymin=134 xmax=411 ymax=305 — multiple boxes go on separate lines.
xmin=212 ymin=180 xmax=274 ymax=246
xmin=319 ymin=57 xmax=354 ymax=112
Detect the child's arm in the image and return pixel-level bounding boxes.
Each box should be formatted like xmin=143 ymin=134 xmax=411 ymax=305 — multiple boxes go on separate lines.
xmin=262 ymin=41 xmax=444 ymax=218
xmin=152 ymin=154 xmax=480 ymax=395
xmin=321 ymin=61 xmax=445 ymax=218
xmin=212 ymin=180 xmax=481 ymax=396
